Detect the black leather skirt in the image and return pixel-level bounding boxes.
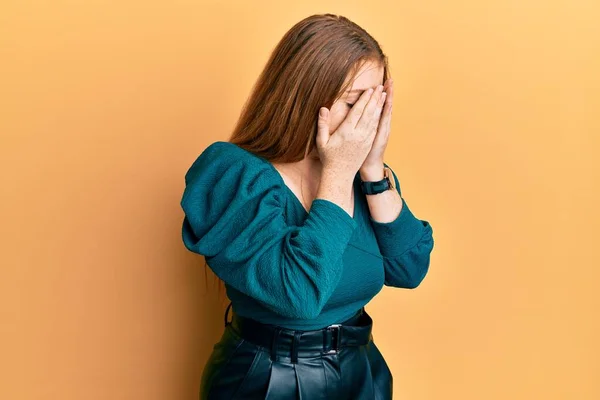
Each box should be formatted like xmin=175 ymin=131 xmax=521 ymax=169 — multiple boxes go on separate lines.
xmin=200 ymin=302 xmax=393 ymax=399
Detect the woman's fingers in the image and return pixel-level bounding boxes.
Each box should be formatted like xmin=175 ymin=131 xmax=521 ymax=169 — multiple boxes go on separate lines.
xmin=377 ymin=79 xmax=393 ymax=133
xmin=344 ymin=87 xmax=374 ymax=130
xmin=367 ymin=90 xmax=387 ymax=135
xmin=356 ymin=85 xmax=384 ymax=133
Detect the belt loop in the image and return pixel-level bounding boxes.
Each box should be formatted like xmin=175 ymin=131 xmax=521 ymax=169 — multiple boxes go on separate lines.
xmin=270 ymin=328 xmax=281 ymax=362
xmin=291 ymin=331 xmax=302 ymax=364
xmin=224 ymin=301 xmax=233 ymax=327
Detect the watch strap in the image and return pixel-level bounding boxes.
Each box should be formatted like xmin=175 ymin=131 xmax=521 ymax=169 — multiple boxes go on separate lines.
xmin=360 ymin=167 xmax=394 ymax=195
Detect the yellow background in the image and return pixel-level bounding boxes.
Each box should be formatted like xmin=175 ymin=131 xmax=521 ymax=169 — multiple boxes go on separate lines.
xmin=1 ymin=1 xmax=598 ymax=399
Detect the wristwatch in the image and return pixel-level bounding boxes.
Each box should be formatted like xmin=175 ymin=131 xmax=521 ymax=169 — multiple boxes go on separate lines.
xmin=360 ymin=166 xmax=396 ymax=195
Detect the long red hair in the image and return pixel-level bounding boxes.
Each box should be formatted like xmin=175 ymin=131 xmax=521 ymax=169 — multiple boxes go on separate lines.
xmin=205 ymin=13 xmax=391 ymax=299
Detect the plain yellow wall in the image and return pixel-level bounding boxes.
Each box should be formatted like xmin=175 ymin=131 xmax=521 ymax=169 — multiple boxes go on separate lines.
xmin=1 ymin=1 xmax=598 ymax=399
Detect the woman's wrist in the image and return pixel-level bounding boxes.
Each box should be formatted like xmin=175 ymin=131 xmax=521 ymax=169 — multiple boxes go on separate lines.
xmin=359 ymin=163 xmax=385 ymax=181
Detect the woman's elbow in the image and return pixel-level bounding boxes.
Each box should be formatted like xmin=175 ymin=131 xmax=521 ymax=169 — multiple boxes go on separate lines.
xmin=384 ymin=259 xmax=430 ymax=289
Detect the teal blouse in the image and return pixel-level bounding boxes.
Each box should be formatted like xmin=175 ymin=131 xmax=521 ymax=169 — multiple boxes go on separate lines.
xmin=181 ymin=141 xmax=434 ymax=330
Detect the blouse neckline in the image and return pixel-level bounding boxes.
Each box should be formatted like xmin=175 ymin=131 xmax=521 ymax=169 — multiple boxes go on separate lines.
xmin=223 ymin=141 xmax=360 ymax=221
xmin=266 ymin=161 xmax=360 ymax=221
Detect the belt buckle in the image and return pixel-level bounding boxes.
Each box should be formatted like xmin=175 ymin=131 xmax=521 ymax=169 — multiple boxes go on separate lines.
xmin=324 ymin=324 xmax=342 ymax=354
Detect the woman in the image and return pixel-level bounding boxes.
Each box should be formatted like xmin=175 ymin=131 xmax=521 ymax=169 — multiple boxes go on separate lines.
xmin=181 ymin=13 xmax=434 ymax=399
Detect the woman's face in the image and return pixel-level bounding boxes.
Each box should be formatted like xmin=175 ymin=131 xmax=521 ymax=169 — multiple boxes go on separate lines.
xmin=328 ymin=61 xmax=385 ymax=135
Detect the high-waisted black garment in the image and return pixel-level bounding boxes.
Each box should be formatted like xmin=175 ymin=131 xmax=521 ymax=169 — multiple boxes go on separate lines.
xmin=200 ymin=302 xmax=393 ymax=399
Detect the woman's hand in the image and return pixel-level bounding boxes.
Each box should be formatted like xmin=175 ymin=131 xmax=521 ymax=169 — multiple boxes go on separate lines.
xmin=360 ymin=78 xmax=394 ymax=174
xmin=316 ymin=85 xmax=387 ymax=179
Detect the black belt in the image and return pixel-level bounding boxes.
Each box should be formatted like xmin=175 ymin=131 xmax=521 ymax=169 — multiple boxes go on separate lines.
xmin=224 ymin=302 xmax=374 ymax=363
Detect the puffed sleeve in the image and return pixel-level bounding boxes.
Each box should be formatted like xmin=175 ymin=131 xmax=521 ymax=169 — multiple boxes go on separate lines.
xmin=369 ymin=162 xmax=435 ymax=289
xmin=181 ymin=142 xmax=358 ymax=319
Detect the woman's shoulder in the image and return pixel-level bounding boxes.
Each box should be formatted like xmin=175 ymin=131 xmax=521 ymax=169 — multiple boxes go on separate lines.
xmin=181 ymin=141 xmax=289 ymax=255
xmin=198 ymin=140 xmax=260 ymax=160
xmin=185 ymin=140 xmax=269 ymax=170
xmin=184 ymin=141 xmax=280 ymax=187
xmin=182 ymin=141 xmax=286 ymax=220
